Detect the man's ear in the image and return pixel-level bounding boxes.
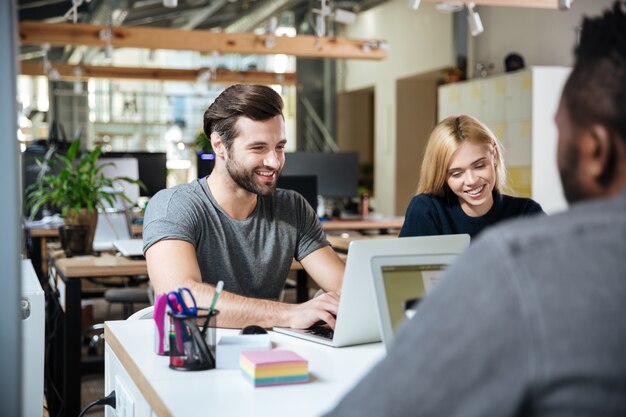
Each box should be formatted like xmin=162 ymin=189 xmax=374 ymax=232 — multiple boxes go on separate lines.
xmin=211 ymin=132 xmax=225 ymax=158
xmin=579 ymin=124 xmax=611 ymax=179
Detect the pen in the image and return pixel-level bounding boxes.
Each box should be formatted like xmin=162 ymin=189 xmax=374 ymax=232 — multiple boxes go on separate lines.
xmin=202 ymin=280 xmax=223 ymax=337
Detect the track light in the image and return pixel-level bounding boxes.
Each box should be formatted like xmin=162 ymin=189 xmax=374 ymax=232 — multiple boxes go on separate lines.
xmin=407 ymin=0 xmax=421 ymax=10
xmin=558 ymin=0 xmax=572 ymax=10
xmin=466 ymin=3 xmax=483 ymax=37
xmin=333 ymin=8 xmax=357 ymax=25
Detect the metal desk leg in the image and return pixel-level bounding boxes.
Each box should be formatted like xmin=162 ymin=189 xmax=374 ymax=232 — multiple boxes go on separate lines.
xmin=59 ymin=273 xmax=82 ymax=417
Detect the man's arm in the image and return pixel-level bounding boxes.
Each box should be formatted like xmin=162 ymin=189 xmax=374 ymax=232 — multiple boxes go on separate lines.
xmin=146 ymin=239 xmax=341 ymax=329
xmin=299 ymin=245 xmax=345 ymax=294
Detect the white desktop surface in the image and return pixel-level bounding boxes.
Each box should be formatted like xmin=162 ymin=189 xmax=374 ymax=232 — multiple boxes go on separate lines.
xmin=105 ymin=320 xmax=385 ymax=417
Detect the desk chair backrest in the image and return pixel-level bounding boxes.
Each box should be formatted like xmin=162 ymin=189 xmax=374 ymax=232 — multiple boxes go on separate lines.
xmin=127 ymin=305 xmax=154 ymax=320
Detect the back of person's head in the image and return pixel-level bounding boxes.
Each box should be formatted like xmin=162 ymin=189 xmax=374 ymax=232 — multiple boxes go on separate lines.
xmin=203 ymin=84 xmax=284 ymax=150
xmin=504 ymin=53 xmax=525 ymax=72
xmin=560 ymin=0 xmax=626 ymax=197
xmin=417 ymin=114 xmax=507 ymax=197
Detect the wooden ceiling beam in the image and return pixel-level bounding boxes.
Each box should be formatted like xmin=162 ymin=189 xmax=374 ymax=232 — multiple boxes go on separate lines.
xmin=19 ymin=61 xmax=296 ymax=85
xmin=422 ymin=0 xmax=568 ymax=9
xmin=18 ymin=21 xmax=388 ymax=61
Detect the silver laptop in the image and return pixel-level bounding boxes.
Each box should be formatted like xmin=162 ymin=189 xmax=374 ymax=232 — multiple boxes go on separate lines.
xmin=272 ymin=234 xmax=469 ymax=347
xmin=92 ymin=211 xmax=132 ymax=252
xmin=371 ymin=234 xmax=470 ymax=350
xmin=113 ymin=238 xmax=144 ymax=258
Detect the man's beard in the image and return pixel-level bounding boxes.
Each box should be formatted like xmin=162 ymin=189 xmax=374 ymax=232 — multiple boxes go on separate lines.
xmin=225 ymin=157 xmax=278 ymax=196
xmin=558 ymin=141 xmax=588 ymax=204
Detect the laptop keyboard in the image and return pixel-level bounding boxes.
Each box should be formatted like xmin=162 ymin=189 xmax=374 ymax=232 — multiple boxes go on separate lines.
xmin=306 ymin=325 xmax=334 ymax=340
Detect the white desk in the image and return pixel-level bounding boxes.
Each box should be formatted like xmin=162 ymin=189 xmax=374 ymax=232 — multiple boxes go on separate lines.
xmin=105 ymin=320 xmax=384 ymax=417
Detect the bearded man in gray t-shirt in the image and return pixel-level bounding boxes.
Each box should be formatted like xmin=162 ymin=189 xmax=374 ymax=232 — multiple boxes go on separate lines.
xmin=143 ymin=84 xmax=345 ymax=329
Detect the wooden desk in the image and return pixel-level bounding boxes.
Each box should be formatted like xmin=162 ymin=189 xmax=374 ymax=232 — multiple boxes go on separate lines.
xmin=27 ymin=223 xmax=143 ymax=279
xmin=327 ymin=234 xmax=397 ymax=253
xmin=105 ymin=320 xmax=384 ymax=417
xmin=321 ymin=217 xmax=404 ymax=233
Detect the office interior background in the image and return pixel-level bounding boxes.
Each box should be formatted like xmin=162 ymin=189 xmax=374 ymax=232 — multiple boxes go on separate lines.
xmin=0 ymin=0 xmax=614 ymax=414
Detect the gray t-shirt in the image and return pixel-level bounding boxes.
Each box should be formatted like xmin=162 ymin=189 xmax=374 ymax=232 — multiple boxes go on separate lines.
xmin=143 ymin=178 xmax=329 ymax=300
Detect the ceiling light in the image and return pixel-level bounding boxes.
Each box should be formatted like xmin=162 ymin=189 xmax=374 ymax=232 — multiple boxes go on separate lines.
xmin=559 ymin=0 xmax=572 ymax=9
xmin=407 ymin=0 xmax=421 ymax=10
xmin=333 ymin=8 xmax=357 ymax=25
xmin=467 ymin=3 xmax=483 ymax=37
xmin=163 ymin=0 xmax=177 ymax=7
xmin=435 ymin=2 xmax=464 ymax=13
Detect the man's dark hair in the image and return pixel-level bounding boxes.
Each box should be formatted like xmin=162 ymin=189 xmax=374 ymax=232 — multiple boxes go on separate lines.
xmin=203 ymin=84 xmax=284 ymax=150
xmin=562 ymin=0 xmax=626 ymax=185
xmin=563 ymin=1 xmax=626 ymax=143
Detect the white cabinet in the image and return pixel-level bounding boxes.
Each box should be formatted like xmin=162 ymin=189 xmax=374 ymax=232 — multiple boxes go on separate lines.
xmin=438 ymin=66 xmax=570 ymax=214
xmin=21 ymin=259 xmax=44 ymax=417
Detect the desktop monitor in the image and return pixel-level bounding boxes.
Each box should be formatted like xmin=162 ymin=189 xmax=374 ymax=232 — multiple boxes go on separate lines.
xmin=97 ymin=157 xmax=140 ymax=209
xmin=197 ymin=151 xmax=215 ymax=178
xmin=103 ymin=152 xmax=167 ymax=197
xmin=276 ymin=175 xmax=318 ymax=212
xmin=281 ymin=152 xmax=359 ymax=198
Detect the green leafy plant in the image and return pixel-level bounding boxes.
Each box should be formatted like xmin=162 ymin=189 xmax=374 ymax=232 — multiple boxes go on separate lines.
xmin=195 ymin=130 xmax=213 ymax=154
xmin=25 ymin=140 xmax=144 ymax=219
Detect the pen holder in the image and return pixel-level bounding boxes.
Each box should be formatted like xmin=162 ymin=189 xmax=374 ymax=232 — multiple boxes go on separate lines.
xmin=168 ymin=308 xmax=219 ymax=371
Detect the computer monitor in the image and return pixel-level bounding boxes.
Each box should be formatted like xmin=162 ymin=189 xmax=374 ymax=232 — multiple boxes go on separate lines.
xmin=197 ymin=151 xmax=215 ymax=178
xmin=282 ymin=152 xmax=359 ymax=198
xmin=103 ymin=152 xmax=167 ymax=197
xmin=276 ymin=175 xmax=318 ymax=212
xmin=97 ymin=157 xmax=140 ymax=209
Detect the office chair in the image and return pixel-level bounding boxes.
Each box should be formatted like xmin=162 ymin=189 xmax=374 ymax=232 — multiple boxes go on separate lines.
xmin=127 ymin=305 xmax=154 ymax=320
xmin=104 ymin=286 xmax=151 ymax=319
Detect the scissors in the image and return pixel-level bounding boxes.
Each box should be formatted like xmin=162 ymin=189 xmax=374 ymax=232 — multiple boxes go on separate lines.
xmin=167 ymin=287 xmax=198 ymax=317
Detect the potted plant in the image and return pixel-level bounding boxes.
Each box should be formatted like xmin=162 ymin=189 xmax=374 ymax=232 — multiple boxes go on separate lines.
xmin=195 ymin=130 xmax=215 ymax=177
xmin=25 ymin=140 xmax=143 ymax=254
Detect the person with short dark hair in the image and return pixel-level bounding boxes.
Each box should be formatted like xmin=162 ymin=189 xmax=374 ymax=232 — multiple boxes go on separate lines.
xmin=144 ymin=84 xmax=344 ymax=329
xmin=325 ymin=2 xmax=626 ymax=416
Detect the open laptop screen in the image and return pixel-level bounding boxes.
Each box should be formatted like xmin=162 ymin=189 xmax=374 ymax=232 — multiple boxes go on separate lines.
xmin=371 ymin=252 xmax=464 ymax=350
xmin=379 ymin=263 xmax=447 ymax=333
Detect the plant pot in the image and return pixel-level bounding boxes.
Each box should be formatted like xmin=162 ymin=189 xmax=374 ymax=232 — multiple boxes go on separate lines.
xmin=58 ymin=225 xmax=90 ymax=257
xmin=64 ymin=208 xmax=98 ymax=253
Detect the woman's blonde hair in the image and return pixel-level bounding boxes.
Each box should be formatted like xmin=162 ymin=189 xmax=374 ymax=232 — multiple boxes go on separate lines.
xmin=417 ymin=114 xmax=507 ymax=197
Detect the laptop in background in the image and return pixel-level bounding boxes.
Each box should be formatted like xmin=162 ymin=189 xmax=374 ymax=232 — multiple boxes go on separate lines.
xmin=272 ymin=235 xmax=469 ymax=347
xmin=113 ymin=239 xmax=144 ymax=258
xmin=371 ymin=234 xmax=470 ymax=350
xmin=92 ymin=211 xmax=132 ymax=252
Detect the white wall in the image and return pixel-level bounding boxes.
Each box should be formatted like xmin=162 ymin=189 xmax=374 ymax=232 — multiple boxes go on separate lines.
xmin=472 ymin=0 xmax=615 ymax=75
xmin=339 ymin=0 xmax=454 ymax=215
xmin=339 ymin=0 xmax=615 ymax=216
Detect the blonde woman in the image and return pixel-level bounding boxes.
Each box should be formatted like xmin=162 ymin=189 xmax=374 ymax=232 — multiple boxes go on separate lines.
xmin=400 ymin=115 xmax=544 ymax=238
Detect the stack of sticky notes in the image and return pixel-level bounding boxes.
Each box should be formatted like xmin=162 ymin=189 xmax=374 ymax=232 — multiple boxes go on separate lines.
xmin=240 ymin=349 xmax=309 ymax=387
